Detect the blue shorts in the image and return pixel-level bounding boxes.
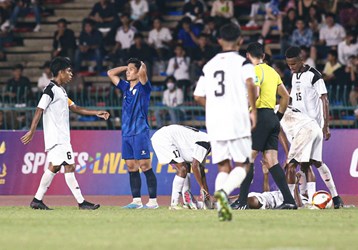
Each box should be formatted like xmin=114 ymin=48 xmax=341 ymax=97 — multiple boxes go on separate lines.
xmin=122 ymin=131 xmax=151 ymax=160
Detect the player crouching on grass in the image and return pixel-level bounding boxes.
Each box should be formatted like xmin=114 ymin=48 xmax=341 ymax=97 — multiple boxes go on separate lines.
xmin=151 ymin=125 xmax=212 ymax=210
xmin=21 ymin=57 xmax=110 ymax=210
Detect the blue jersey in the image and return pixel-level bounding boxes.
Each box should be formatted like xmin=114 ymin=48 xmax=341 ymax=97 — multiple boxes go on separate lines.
xmin=117 ymin=79 xmax=151 ymax=136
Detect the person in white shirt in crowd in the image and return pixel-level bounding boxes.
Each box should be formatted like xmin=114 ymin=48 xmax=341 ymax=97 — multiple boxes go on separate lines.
xmin=300 ymin=46 xmax=316 ymax=68
xmin=155 ymin=76 xmax=184 ymax=128
xmin=130 ymin=0 xmax=149 ymax=30
xmin=148 ymin=17 xmax=172 ymax=60
xmin=337 ymin=30 xmax=358 ymax=66
xmin=166 ymin=44 xmax=191 ymax=96
xmin=37 ymin=61 xmax=51 ymax=91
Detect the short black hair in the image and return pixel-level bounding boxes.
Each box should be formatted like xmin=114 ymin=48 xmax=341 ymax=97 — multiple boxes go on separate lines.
xmin=134 ymin=33 xmax=144 ymax=39
xmin=13 ymin=64 xmax=24 ymax=71
xmin=247 ymin=42 xmax=265 ymax=59
xmin=325 ymin=12 xmax=336 ymax=19
xmin=285 ymin=46 xmax=301 ymax=59
xmin=328 ymin=49 xmax=338 ymax=58
xmin=165 ymin=76 xmax=177 ymax=83
xmin=50 ymin=57 xmax=71 ymax=77
xmin=219 ymin=23 xmax=240 ymax=42
xmin=127 ymin=58 xmax=141 ymax=70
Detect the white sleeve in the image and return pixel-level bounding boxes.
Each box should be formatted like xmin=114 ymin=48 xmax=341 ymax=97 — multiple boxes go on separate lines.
xmin=37 ymin=93 xmax=52 ymax=110
xmin=165 ymin=28 xmax=172 ymax=41
xmin=148 ymin=31 xmax=154 ymax=45
xmin=241 ymin=63 xmax=256 ymax=82
xmin=166 ymin=58 xmax=175 ymax=76
xmin=337 ymin=42 xmax=344 ymax=64
xmin=314 ymin=79 xmax=328 ymax=96
xmin=194 ymin=75 xmax=206 ymax=97
xmin=176 ymin=89 xmax=184 ymax=106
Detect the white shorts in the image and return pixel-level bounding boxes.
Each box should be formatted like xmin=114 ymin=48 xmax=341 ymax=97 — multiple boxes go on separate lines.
xmin=211 ymin=136 xmax=251 ymax=164
xmin=47 ymin=143 xmax=75 ymax=166
xmin=288 ymin=122 xmax=323 ymax=163
xmin=248 ymin=191 xmax=283 ymax=209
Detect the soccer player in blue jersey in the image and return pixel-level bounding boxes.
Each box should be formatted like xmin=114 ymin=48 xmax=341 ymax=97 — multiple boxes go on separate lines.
xmin=108 ymin=58 xmax=158 ymax=209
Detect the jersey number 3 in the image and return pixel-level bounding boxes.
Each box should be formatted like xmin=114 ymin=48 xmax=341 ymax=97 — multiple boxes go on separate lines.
xmin=214 ymin=70 xmax=225 ymax=97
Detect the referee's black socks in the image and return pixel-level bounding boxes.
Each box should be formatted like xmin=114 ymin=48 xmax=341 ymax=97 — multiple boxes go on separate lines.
xmin=238 ymin=163 xmax=254 ymax=205
xmin=269 ymin=164 xmax=296 ymax=205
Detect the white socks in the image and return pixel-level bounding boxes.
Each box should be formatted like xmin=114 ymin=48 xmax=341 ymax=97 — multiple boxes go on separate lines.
xmin=307 ymin=182 xmax=316 ymax=202
xmin=215 ymin=172 xmax=229 ymax=191
xmin=132 ymin=197 xmax=142 ymax=204
xmin=65 ymin=172 xmax=85 ymax=204
xmin=182 ymin=173 xmax=191 ymax=194
xmin=171 ymin=175 xmax=185 ymax=206
xmin=222 ymin=167 xmax=247 ymax=196
xmin=34 ymin=169 xmax=56 ymax=200
xmin=317 ymin=163 xmax=338 ymax=197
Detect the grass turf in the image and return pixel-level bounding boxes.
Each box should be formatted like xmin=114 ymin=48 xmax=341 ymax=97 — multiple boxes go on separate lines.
xmin=0 ymin=207 xmax=357 ymax=250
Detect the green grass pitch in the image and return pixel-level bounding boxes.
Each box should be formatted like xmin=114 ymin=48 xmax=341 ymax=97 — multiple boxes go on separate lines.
xmin=0 ymin=207 xmax=357 ymax=250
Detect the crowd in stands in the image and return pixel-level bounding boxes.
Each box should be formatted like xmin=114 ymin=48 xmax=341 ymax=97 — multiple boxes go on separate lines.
xmin=0 ymin=0 xmax=357 ymax=129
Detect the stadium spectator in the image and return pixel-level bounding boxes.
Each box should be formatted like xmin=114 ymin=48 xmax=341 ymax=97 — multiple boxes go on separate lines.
xmin=37 ymin=61 xmax=51 ymax=91
xmin=298 ymin=0 xmax=317 ymax=23
xmin=166 ymin=44 xmax=191 ymax=93
xmin=154 ymin=76 xmax=184 ymax=128
xmin=210 ymin=0 xmax=234 ymax=27
xmin=348 ymin=55 xmax=358 ymax=106
xmin=336 ymin=0 xmax=358 ymax=31
xmin=259 ymin=0 xmax=283 ymax=44
xmin=109 ymin=13 xmax=136 ymax=66
xmin=5 ymin=64 xmax=32 ymax=104
xmin=300 ymin=46 xmax=316 ymax=68
xmin=74 ymin=19 xmax=104 ymax=73
xmin=245 ymin=1 xmax=266 ymax=27
xmin=191 ymin=33 xmax=217 ymax=80
xmin=280 ymin=8 xmax=296 ymax=55
xmin=306 ymin=5 xmax=323 ymax=43
xmin=337 ymin=31 xmax=358 ymax=66
xmin=52 ymin=18 xmax=76 ymax=62
xmin=147 ymin=17 xmax=172 ymax=60
xmin=322 ymin=50 xmax=342 ymax=86
xmin=128 ymin=33 xmax=155 ymax=80
xmin=183 ymin=0 xmax=205 ymax=25
xmin=201 ymin=16 xmax=219 ymax=46
xmin=8 ymin=0 xmax=41 ymax=32
xmin=88 ymin=0 xmax=119 ymax=44
xmin=0 ymin=27 xmax=12 ymax=61
xmin=318 ymin=13 xmax=346 ymax=50
xmin=272 ymin=61 xmax=291 ymax=90
xmin=177 ymin=17 xmax=201 ymax=54
xmin=290 ymin=17 xmax=314 ymax=48
xmin=130 ymin=0 xmax=149 ymax=31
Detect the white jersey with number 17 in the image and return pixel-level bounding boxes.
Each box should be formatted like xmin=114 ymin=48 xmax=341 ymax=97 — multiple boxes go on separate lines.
xmin=194 ymin=51 xmax=256 ymax=141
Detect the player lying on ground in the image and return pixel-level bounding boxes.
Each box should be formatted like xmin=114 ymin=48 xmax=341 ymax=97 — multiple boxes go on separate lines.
xmin=278 ymin=105 xmax=344 ymax=208
xmin=151 ymin=125 xmax=212 ymax=210
xmin=21 ymin=57 xmax=110 ymax=210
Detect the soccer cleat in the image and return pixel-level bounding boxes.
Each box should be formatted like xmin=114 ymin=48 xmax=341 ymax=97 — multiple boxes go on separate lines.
xmin=169 ymin=205 xmax=183 ymax=210
xmin=332 ymin=196 xmax=344 ymax=209
xmin=183 ymin=190 xmax=198 ymax=210
xmin=122 ymin=202 xmax=143 ymax=209
xmin=275 ymin=203 xmax=298 ymax=210
xmin=230 ymin=199 xmax=249 ymax=210
xmin=30 ymin=198 xmax=52 ymax=210
xmin=79 ymin=200 xmax=100 ymax=210
xmin=214 ymin=190 xmax=232 ymax=221
xmin=200 ymin=189 xmax=212 ymax=210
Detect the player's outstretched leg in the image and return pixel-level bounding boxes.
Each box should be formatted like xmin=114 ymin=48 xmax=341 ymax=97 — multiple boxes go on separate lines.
xmin=214 ymin=190 xmax=232 ymax=221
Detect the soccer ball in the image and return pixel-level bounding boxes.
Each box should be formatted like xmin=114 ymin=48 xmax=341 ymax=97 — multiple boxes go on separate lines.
xmin=311 ymin=190 xmax=333 ymax=209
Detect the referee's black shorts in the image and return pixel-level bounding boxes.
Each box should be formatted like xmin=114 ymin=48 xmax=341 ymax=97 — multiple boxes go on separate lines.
xmin=252 ymin=108 xmax=280 ymax=152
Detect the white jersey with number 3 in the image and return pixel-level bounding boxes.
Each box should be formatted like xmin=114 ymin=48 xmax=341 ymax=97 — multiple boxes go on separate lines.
xmin=290 ymin=66 xmax=327 ymax=128
xmin=194 ymin=51 xmax=256 ymax=141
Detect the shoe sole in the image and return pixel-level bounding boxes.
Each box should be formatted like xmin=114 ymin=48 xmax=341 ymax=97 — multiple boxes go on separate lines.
xmin=214 ymin=192 xmax=232 ymax=221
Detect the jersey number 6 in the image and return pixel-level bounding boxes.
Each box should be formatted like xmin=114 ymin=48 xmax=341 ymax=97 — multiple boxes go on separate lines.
xmin=214 ymin=70 xmax=225 ymax=97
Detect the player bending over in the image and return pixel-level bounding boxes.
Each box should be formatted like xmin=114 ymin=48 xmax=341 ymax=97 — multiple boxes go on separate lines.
xmin=21 ymin=57 xmax=110 ymax=210
xmin=151 ymin=125 xmax=211 ymax=210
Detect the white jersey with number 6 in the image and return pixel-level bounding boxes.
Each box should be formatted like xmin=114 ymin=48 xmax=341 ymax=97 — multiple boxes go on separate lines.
xmin=290 ymin=66 xmax=327 ymax=128
xmin=194 ymin=51 xmax=256 ymax=141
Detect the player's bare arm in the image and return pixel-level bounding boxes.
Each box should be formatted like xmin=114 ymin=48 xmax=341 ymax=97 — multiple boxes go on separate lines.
xmin=246 ymin=77 xmax=257 ymax=130
xmin=278 ymin=127 xmax=290 ymax=166
xmin=320 ymin=94 xmax=331 ymax=141
xmin=107 ymin=66 xmax=128 ymax=86
xmin=194 ymin=96 xmax=206 ymax=107
xmin=277 ymin=84 xmax=290 ymax=115
xmin=20 ymin=107 xmax=44 ymax=145
xmin=138 ymin=61 xmax=148 ymax=85
xmin=69 ymin=104 xmax=110 ymax=120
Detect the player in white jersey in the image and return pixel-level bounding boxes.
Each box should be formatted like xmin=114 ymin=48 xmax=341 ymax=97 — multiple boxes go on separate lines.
xmin=151 ymin=125 xmax=211 ymax=210
xmin=194 ymin=23 xmax=257 ymax=221
xmin=281 ymin=47 xmax=345 ymax=209
xmin=21 ymin=57 xmax=110 ymax=210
